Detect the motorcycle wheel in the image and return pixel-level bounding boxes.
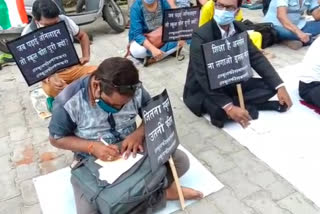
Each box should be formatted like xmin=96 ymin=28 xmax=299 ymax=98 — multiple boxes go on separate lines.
xmin=103 ymin=0 xmax=126 ymax=33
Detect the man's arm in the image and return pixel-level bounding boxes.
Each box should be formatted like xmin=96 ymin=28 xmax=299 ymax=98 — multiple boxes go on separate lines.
xmin=50 ymin=136 xmax=120 ymax=161
xmin=247 ymin=34 xmax=292 ymax=109
xmin=277 ymin=7 xmax=310 ymax=43
xmin=75 ymin=30 xmax=90 ymax=65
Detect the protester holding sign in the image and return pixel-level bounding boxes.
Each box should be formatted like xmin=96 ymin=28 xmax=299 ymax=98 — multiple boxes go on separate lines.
xmin=128 ymin=0 xmax=184 ymax=66
xmin=22 ymin=0 xmax=95 ymax=97
xmin=183 ymin=0 xmax=292 ymax=128
xmin=48 ymin=57 xmax=202 ymax=214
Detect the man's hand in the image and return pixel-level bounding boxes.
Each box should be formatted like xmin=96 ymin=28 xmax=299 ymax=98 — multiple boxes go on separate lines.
xmin=150 ymin=47 xmax=164 ymax=61
xmin=121 ymin=131 xmax=144 ymax=159
xmin=297 ymin=31 xmax=310 ymax=43
xmin=48 ymin=75 xmax=67 ymax=92
xmin=92 ymin=142 xmax=120 ymax=161
xmin=226 ymin=105 xmax=252 ymax=128
xmin=277 ymin=86 xmax=292 ymax=110
xmin=79 ymin=56 xmax=90 ymax=65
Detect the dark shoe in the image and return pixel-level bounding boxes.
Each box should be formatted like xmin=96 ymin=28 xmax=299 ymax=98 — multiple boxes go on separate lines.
xmin=256 ymin=101 xmax=287 ymax=112
xmin=170 ymin=47 xmax=185 ymax=61
xmin=209 ymin=114 xmax=224 ymax=128
xmin=208 ymin=108 xmax=227 ymax=128
xmin=247 ymin=105 xmax=259 ymax=120
xmin=143 ymin=57 xmax=157 ymax=67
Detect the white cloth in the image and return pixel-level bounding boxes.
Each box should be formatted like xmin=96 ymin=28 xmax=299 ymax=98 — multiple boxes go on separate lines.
xmin=300 ymin=37 xmax=320 ymax=83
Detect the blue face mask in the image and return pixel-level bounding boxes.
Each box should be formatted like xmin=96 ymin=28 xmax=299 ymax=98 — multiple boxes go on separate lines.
xmin=214 ymin=9 xmax=235 ymax=26
xmin=97 ymin=99 xmax=120 ymax=113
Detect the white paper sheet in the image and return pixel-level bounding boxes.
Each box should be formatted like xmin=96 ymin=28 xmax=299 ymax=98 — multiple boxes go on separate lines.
xmin=206 ymin=64 xmax=320 ymax=206
xmin=33 ymin=146 xmax=223 ymax=214
xmin=96 ymin=154 xmax=143 ymax=184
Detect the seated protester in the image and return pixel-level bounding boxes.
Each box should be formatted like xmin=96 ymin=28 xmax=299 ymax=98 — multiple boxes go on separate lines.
xmin=198 ymin=0 xmax=264 ymax=51
xmin=264 ymin=0 xmax=320 ymax=50
xmin=22 ymin=0 xmax=96 ymax=97
xmin=183 ymin=0 xmax=293 ymax=128
xmin=129 ymin=0 xmax=184 ymax=66
xmin=199 ymin=0 xmax=244 ymax=27
xmin=299 ymin=37 xmax=320 ymax=108
xmin=48 ymin=57 xmax=203 ymax=214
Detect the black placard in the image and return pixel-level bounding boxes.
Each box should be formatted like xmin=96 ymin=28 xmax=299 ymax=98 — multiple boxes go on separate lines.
xmin=202 ymin=32 xmax=253 ymax=90
xmin=162 ymin=7 xmax=200 ymax=42
xmin=142 ymin=89 xmax=179 ymax=172
xmin=6 ymin=21 xmax=79 ymax=86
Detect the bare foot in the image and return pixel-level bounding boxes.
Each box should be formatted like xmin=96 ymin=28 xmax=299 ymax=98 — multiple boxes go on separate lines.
xmin=166 ymin=184 xmax=203 ymax=200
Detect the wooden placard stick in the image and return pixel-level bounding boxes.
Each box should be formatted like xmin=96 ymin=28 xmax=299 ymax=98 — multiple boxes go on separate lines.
xmin=236 ymin=83 xmax=245 ymax=109
xmin=168 ymin=155 xmax=185 ymax=210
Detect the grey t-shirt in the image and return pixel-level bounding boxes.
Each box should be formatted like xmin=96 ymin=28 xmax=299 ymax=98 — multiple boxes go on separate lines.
xmin=21 ymin=15 xmax=80 ymax=41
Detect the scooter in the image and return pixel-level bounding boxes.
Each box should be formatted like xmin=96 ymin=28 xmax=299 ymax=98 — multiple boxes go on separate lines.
xmin=24 ymin=0 xmax=126 ymax=33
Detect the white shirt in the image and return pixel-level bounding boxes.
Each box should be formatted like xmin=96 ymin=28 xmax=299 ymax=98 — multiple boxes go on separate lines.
xmin=300 ymin=37 xmax=320 ymax=83
xmin=217 ymin=23 xmax=236 ymax=39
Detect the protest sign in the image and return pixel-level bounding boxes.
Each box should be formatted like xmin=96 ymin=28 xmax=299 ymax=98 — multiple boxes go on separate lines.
xmin=142 ymin=89 xmax=184 ymax=209
xmin=202 ymin=32 xmax=253 ymax=90
xmin=6 ymin=21 xmax=79 ymax=86
xmin=162 ymin=7 xmax=200 ymax=42
xmin=142 ymin=89 xmax=179 ymax=172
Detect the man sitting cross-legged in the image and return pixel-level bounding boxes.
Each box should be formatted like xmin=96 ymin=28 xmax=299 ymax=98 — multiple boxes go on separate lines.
xmin=183 ymin=0 xmax=293 ymax=128
xmin=48 ymin=57 xmax=203 ymax=214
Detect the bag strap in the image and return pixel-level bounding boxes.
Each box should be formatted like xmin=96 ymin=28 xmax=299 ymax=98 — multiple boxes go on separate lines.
xmin=120 ymin=180 xmax=165 ymax=204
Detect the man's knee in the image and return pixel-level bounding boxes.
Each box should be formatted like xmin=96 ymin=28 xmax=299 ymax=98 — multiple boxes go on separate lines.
xmin=172 ymin=149 xmax=190 ymax=177
xmin=71 ymin=177 xmax=98 ymax=214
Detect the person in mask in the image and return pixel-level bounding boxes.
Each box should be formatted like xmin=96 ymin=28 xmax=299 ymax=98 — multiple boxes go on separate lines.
xmin=21 ymin=0 xmax=94 ymax=98
xmin=49 ymin=57 xmax=203 ymax=214
xmin=183 ymin=0 xmax=293 ymax=128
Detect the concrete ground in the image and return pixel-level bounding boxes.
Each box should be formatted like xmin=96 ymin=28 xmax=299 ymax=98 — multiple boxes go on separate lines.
xmin=0 ymin=8 xmax=318 ymax=214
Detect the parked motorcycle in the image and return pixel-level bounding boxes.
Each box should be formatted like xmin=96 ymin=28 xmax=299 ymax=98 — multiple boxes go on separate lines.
xmin=24 ymin=0 xmax=126 ymax=33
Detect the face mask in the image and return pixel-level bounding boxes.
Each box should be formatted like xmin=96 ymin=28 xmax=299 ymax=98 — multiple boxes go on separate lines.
xmin=96 ymin=99 xmax=120 ymax=113
xmin=214 ymin=9 xmax=235 ymax=26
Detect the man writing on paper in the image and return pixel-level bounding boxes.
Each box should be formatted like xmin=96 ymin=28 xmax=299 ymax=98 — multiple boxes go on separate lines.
xmin=183 ymin=0 xmax=293 ymax=128
xmin=22 ymin=0 xmax=96 ymax=97
xmin=48 ymin=57 xmax=202 ymax=214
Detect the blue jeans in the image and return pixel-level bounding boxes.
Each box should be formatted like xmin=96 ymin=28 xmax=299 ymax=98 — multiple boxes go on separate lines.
xmin=274 ymin=21 xmax=320 ymax=44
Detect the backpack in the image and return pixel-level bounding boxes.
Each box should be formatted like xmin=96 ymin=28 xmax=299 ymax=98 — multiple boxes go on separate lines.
xmin=71 ymin=155 xmax=168 ymax=214
xmin=242 ymin=19 xmax=279 ymax=49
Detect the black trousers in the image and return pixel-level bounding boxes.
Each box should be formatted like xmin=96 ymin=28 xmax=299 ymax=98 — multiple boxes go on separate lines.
xmin=299 ymin=81 xmax=320 ymax=107
xmin=203 ymin=78 xmax=277 ymax=123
